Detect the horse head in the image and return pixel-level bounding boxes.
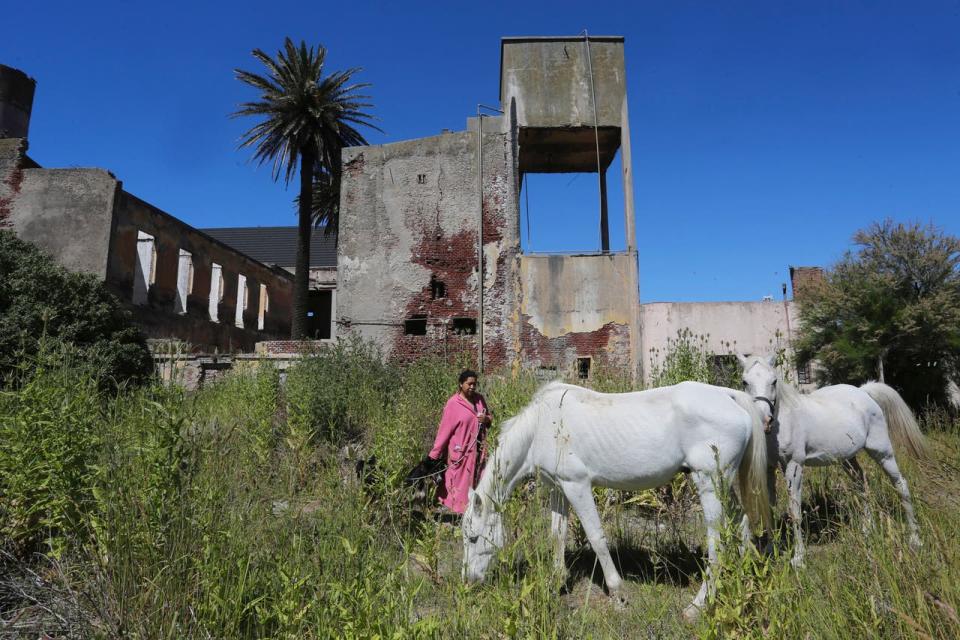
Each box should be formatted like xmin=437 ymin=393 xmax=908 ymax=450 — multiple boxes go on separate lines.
xmin=462 ymin=488 xmax=504 ymax=583
xmin=737 ymin=353 xmax=779 ymax=429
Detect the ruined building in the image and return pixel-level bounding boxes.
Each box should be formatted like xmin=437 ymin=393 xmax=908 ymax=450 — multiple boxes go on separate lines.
xmin=3 ymin=40 xmax=814 ymax=380
xmin=0 ymin=63 xmax=294 ymax=352
xmin=335 ymin=36 xmax=805 ymax=380
xmin=336 ymin=36 xmax=642 ymax=376
xmin=200 ymin=226 xmax=338 ymax=340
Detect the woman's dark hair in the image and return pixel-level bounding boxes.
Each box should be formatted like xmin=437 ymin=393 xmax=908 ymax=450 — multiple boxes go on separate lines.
xmin=458 ymin=369 xmax=478 ymax=385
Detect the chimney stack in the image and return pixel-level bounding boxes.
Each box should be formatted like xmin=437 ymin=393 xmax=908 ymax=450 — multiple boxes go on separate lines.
xmin=0 ymin=64 xmax=36 ymax=139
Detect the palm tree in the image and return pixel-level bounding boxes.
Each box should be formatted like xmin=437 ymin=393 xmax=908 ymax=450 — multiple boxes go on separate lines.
xmin=233 ymin=38 xmax=377 ymax=339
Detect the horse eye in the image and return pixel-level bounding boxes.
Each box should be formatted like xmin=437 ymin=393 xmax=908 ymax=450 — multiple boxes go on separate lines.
xmin=772 ymin=380 xmax=778 ymax=387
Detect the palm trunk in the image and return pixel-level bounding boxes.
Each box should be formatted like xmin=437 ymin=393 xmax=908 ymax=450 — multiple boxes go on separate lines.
xmin=291 ymin=148 xmax=315 ymax=339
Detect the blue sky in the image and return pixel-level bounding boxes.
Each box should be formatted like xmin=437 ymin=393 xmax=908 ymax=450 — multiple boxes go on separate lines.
xmin=3 ymin=1 xmax=958 ymax=302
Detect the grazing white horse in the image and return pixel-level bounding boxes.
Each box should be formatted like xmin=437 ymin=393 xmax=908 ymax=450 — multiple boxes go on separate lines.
xmin=461 ymin=381 xmax=770 ymax=620
xmin=738 ymin=354 xmax=927 ymax=567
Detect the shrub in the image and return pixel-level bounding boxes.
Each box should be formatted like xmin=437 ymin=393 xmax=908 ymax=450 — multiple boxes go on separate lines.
xmin=649 ymin=328 xmax=740 ymax=387
xmin=284 ymin=337 xmax=394 ymax=451
xmin=0 ymin=343 xmax=104 ymax=556
xmin=795 ymin=220 xmax=960 ymax=409
xmin=0 ymin=230 xmax=153 ymax=387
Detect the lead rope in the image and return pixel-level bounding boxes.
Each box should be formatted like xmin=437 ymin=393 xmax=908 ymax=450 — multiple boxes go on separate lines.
xmin=406 ymin=411 xmax=489 ymax=482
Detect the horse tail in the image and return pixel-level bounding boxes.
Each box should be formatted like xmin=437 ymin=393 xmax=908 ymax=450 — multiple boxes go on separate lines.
xmin=861 ymin=382 xmax=929 ymax=459
xmin=729 ymin=391 xmax=772 ymax=532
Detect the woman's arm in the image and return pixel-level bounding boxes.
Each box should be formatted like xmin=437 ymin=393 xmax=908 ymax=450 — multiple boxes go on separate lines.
xmin=428 ymin=400 xmax=458 ymax=459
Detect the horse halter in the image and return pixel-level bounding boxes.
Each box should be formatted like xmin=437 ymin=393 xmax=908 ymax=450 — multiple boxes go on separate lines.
xmin=752 ymin=395 xmax=777 ymax=433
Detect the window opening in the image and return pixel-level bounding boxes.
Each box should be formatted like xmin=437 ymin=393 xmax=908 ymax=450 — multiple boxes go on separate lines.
xmin=430 ymin=275 xmax=446 ymax=300
xmin=404 ymin=315 xmax=427 ymax=336
xmin=209 ymin=263 xmax=222 ymax=321
xmin=576 ymin=357 xmax=592 ymax=380
xmin=174 ymin=249 xmax=193 ymax=314
xmin=451 ymin=317 xmax=477 ymax=335
xmin=235 ymin=274 xmax=247 ymax=328
xmin=520 ymin=151 xmax=626 ymax=253
xmin=133 ymin=231 xmax=156 ymax=305
xmin=417 ymin=173 xmax=427 ymax=184
xmin=258 ymin=284 xmax=268 ymax=331
xmin=797 ymin=361 xmax=812 ymax=385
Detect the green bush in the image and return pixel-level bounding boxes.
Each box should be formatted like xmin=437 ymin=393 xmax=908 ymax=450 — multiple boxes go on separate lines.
xmin=284 ymin=337 xmax=395 ymax=450
xmin=795 ymin=220 xmax=960 ymax=409
xmin=0 ymin=343 xmax=104 ymax=556
xmin=0 ymin=230 xmax=153 ymax=387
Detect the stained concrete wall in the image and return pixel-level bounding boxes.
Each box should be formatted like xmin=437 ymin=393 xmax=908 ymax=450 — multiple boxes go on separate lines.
xmin=108 ymin=191 xmax=293 ymax=351
xmin=519 ymin=253 xmax=637 ymax=372
xmin=640 ymin=301 xmax=800 ymax=382
xmin=500 ymin=37 xmax=626 ymax=130
xmin=8 ymin=167 xmax=118 ymax=278
xmin=0 ymin=137 xmax=27 ymax=226
xmin=337 ymin=127 xmax=520 ymax=366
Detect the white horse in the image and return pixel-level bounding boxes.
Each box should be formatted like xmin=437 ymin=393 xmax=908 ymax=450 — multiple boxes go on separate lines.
xmin=738 ymin=354 xmax=928 ymax=567
xmin=461 ymin=380 xmax=770 ymax=620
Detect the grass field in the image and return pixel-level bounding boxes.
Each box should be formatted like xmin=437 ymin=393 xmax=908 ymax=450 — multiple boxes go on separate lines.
xmin=1 ymin=341 xmax=958 ymax=639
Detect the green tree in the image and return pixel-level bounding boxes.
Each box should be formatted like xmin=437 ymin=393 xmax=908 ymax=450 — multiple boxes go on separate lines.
xmin=233 ymin=38 xmax=378 ymax=339
xmin=0 ymin=230 xmax=153 ymax=387
xmin=795 ymin=220 xmax=960 ymax=408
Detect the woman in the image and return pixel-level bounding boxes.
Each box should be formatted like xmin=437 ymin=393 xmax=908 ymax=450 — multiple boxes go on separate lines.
xmin=426 ymin=369 xmax=492 ymax=514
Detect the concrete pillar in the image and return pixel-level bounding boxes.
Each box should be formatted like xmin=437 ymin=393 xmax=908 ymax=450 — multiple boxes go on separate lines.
xmin=620 ymin=96 xmax=636 ymax=254
xmin=599 ymin=169 xmax=609 ymax=252
xmin=620 ymin=92 xmax=642 ymax=380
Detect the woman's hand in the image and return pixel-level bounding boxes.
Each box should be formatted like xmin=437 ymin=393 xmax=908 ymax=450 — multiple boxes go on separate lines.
xmin=477 ymin=412 xmax=492 ymax=426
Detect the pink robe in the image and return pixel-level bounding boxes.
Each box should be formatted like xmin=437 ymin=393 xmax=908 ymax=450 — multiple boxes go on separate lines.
xmin=429 ymin=393 xmax=489 ymax=514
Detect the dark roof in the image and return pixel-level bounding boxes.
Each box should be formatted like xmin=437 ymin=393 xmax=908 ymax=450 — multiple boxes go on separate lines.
xmin=199 ymin=226 xmax=336 ymax=269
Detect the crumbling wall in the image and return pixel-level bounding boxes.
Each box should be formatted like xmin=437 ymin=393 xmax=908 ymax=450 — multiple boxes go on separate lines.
xmin=640 ymin=301 xmax=799 ymax=383
xmin=6 ymin=166 xmax=117 ymax=277
xmin=519 ymin=254 xmax=636 ymax=373
xmin=110 ymin=191 xmax=293 ymax=352
xmin=0 ymin=138 xmax=26 ymax=227
xmin=337 ymin=128 xmax=520 ymax=367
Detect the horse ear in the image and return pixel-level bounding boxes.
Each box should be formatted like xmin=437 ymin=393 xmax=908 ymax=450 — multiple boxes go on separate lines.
xmin=736 ymin=353 xmax=749 ymax=368
xmin=766 ymin=353 xmax=777 ymax=368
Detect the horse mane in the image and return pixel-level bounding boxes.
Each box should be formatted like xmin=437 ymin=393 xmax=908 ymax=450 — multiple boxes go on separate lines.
xmin=777 ymin=376 xmax=803 ymax=409
xmin=498 ymin=380 xmax=572 ymax=434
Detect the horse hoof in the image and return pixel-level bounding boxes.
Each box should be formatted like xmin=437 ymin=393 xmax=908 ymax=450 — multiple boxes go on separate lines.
xmin=611 ymin=591 xmax=629 ymax=610
xmin=790 ymin=555 xmax=806 ymax=569
xmin=682 ymin=603 xmax=702 ymax=624
xmin=909 ymin=534 xmax=922 ymax=551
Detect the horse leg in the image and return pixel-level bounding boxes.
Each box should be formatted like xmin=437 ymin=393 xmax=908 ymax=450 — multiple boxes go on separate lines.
xmin=559 ymin=480 xmax=625 ymax=604
xmin=725 ymin=485 xmax=751 ymax=552
xmin=684 ymin=471 xmax=724 ymax=623
xmin=864 ymin=448 xmax=921 ymax=550
xmin=785 ymin=460 xmax=806 ymax=568
xmin=842 ymin=456 xmax=873 ymax=532
xmin=549 ymin=485 xmax=569 ymax=574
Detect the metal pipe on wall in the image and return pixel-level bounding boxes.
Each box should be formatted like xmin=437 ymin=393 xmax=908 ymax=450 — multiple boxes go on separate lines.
xmin=582 ymin=29 xmax=607 ymax=253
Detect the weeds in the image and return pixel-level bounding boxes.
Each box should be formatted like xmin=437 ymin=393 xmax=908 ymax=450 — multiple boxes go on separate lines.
xmin=2 ymin=338 xmax=959 ymax=638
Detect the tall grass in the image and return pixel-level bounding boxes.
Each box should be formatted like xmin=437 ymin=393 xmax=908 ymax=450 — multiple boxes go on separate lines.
xmin=1 ymin=338 xmax=958 ymax=638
